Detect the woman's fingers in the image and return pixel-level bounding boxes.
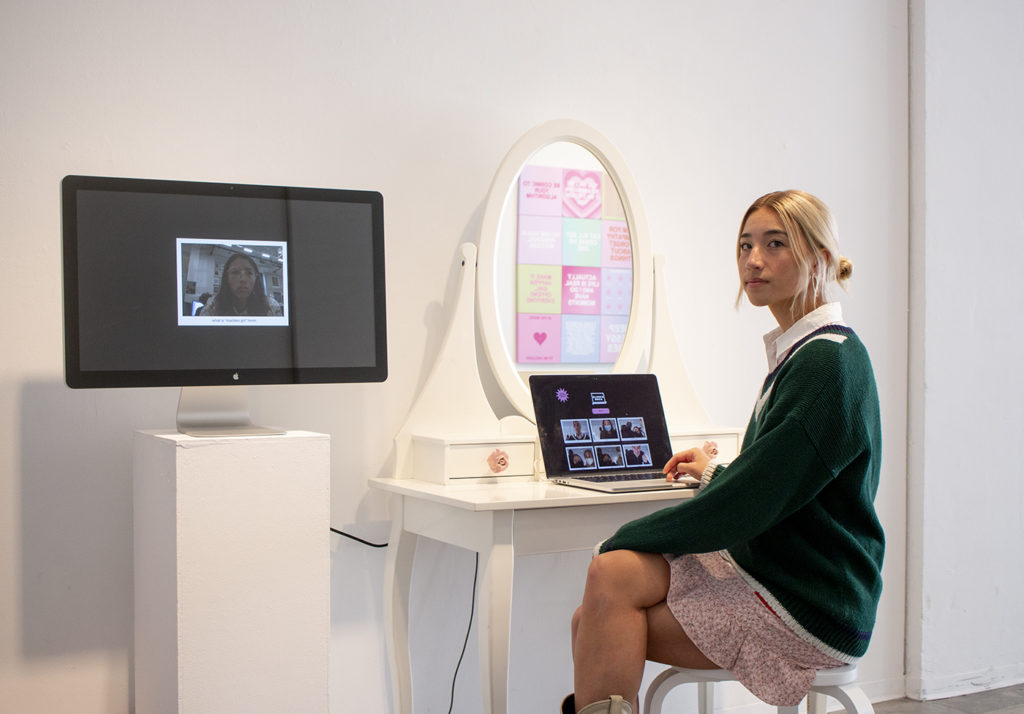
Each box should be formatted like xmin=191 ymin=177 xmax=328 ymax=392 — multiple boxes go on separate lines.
xmin=663 ymin=447 xmax=710 ymax=480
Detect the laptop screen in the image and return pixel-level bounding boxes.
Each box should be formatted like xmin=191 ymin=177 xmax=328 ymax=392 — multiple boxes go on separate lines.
xmin=529 ymin=374 xmax=673 ymax=477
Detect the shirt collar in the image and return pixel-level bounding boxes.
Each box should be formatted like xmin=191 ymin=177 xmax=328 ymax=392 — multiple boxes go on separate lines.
xmin=763 ymin=303 xmax=846 ymax=371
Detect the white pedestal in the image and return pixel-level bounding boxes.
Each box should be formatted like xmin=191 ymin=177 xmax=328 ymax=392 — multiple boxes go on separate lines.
xmin=133 ymin=430 xmax=330 ymax=714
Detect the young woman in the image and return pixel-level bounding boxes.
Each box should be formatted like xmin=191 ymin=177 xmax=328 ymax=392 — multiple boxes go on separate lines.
xmin=200 ymin=252 xmax=283 ymax=317
xmin=562 ymin=191 xmax=884 ymax=714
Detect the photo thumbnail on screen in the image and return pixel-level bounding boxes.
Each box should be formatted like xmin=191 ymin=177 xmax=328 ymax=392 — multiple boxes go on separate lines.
xmin=177 ymin=239 xmax=289 ymax=326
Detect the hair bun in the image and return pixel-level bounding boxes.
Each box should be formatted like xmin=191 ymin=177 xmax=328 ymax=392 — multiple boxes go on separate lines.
xmin=837 ymin=256 xmax=853 ymax=282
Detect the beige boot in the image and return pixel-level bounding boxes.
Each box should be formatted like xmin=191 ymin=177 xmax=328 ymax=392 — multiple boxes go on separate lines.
xmin=560 ymin=693 xmax=632 ymax=714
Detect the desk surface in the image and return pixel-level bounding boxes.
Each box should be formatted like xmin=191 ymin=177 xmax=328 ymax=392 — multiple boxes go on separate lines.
xmin=368 ymin=476 xmax=696 ymax=512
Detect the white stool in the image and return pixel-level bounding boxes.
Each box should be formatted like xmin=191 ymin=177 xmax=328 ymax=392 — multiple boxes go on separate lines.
xmin=643 ymin=663 xmax=874 ymax=714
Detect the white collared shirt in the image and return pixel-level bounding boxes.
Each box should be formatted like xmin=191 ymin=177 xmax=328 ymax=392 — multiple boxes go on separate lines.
xmin=762 ymin=303 xmax=846 ymax=372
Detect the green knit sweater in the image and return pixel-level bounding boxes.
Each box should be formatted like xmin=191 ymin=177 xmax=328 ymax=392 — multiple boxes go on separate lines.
xmin=600 ymin=326 xmax=884 ymax=660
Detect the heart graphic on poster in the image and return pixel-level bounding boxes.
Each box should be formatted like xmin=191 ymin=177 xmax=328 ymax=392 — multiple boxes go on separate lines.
xmin=533 ymin=332 xmax=548 ymax=345
xmin=563 ymin=171 xmax=602 ymax=218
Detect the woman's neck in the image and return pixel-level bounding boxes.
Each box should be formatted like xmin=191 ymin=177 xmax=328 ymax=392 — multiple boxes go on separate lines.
xmin=772 ymin=295 xmax=826 ymax=333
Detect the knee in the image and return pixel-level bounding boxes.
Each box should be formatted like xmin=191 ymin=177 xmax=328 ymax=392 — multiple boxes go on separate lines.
xmin=584 ymin=550 xmax=636 ymax=597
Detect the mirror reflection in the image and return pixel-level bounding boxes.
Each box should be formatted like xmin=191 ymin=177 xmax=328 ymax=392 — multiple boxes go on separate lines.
xmin=493 ymin=141 xmax=634 ymax=380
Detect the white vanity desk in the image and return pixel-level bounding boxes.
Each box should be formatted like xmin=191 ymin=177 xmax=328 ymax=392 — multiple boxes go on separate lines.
xmin=370 ymin=477 xmax=697 ymax=714
xmin=379 ymin=120 xmax=738 ymax=713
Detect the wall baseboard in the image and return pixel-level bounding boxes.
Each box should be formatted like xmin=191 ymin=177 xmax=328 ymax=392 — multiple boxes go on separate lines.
xmin=906 ymin=664 xmax=1024 ymax=701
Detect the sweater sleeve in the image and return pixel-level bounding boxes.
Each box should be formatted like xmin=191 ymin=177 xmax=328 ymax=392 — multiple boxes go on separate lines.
xmin=599 ymin=417 xmax=835 ymax=555
xmin=600 ymin=339 xmax=867 ymax=556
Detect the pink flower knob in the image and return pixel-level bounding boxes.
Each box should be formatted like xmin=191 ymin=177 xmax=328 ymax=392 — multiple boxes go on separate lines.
xmin=487 ymin=449 xmax=510 ymax=473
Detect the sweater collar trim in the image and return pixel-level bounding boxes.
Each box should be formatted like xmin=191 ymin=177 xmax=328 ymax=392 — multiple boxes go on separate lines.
xmin=763 ymin=303 xmax=846 ymax=371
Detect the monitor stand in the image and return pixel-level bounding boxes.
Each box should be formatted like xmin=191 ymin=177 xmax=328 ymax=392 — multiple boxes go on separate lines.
xmin=176 ymin=386 xmax=285 ymax=437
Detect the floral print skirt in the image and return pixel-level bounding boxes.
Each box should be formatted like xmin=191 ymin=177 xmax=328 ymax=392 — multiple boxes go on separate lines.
xmin=663 ymin=551 xmax=846 ymax=707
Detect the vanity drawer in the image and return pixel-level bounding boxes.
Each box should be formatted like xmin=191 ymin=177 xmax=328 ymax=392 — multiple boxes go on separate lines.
xmin=411 ymin=433 xmax=537 ymax=484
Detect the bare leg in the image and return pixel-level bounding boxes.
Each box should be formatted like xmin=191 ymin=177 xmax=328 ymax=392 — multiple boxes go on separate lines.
xmin=569 ymin=551 xmax=716 ymax=712
xmin=645 ymin=600 xmax=717 ymax=669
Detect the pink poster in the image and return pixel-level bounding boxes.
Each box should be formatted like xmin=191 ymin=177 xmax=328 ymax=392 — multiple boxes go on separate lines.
xmin=517 ymin=314 xmax=561 ymax=363
xmin=516 ymin=164 xmax=633 ymax=365
xmin=601 ymin=268 xmax=631 ymax=316
xmin=602 ymin=221 xmax=631 ymax=268
xmin=562 ymin=169 xmax=603 ymax=219
xmin=562 ymin=266 xmax=602 ymax=315
xmin=518 ymin=215 xmax=563 ymax=265
xmin=519 ymin=165 xmax=563 ymax=217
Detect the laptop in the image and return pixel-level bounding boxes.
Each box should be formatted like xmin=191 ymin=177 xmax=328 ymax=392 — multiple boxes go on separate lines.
xmin=529 ymin=373 xmax=697 ymax=493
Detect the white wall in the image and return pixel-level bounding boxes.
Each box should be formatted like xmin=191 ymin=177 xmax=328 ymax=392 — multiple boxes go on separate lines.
xmin=907 ymin=0 xmax=1024 ymax=700
xmin=0 ymin=2 xmax=910 ymax=712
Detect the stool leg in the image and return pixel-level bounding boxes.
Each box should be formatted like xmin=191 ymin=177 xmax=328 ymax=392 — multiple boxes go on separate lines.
xmin=776 ymin=704 xmax=800 ymax=714
xmin=811 ymin=684 xmax=875 ymax=714
xmin=643 ymin=670 xmax=691 ymax=714
xmin=808 ymin=690 xmax=828 ymax=714
xmin=697 ymin=681 xmax=714 ymax=714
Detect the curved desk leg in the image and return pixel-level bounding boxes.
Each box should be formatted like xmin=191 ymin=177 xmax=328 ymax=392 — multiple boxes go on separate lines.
xmin=478 ymin=511 xmax=515 ymax=714
xmin=383 ymin=496 xmax=417 ymax=714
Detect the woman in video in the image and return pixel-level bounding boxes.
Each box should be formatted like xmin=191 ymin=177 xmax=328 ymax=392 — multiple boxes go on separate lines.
xmin=200 ymin=252 xmax=283 ymax=317
xmin=561 ymin=191 xmax=884 ymax=714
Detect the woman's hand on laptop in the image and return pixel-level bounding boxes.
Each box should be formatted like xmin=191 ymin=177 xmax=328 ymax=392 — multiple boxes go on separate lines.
xmin=663 ymin=447 xmax=709 ymax=482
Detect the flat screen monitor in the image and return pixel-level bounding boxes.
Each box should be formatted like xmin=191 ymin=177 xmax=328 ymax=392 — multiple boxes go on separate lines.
xmin=62 ymin=175 xmax=387 ymax=434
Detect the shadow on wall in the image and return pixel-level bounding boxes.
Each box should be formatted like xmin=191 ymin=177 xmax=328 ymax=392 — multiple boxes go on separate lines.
xmin=16 ymin=380 xmax=177 ymax=657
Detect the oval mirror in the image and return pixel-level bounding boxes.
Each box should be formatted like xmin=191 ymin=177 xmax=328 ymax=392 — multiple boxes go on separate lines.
xmin=477 ymin=120 xmax=653 ymax=421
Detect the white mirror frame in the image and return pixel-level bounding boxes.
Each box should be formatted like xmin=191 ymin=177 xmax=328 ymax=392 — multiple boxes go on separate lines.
xmin=476 ymin=119 xmax=653 ymax=422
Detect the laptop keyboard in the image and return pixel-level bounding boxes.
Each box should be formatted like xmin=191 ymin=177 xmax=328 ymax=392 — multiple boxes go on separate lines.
xmin=571 ymin=472 xmax=665 ymax=483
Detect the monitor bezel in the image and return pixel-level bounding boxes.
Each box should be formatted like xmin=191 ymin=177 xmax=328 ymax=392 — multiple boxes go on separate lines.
xmin=61 ymin=174 xmax=388 ymax=389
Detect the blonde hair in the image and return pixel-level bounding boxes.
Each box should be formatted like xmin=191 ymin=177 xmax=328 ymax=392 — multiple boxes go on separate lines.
xmin=736 ymin=190 xmax=853 ymax=316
